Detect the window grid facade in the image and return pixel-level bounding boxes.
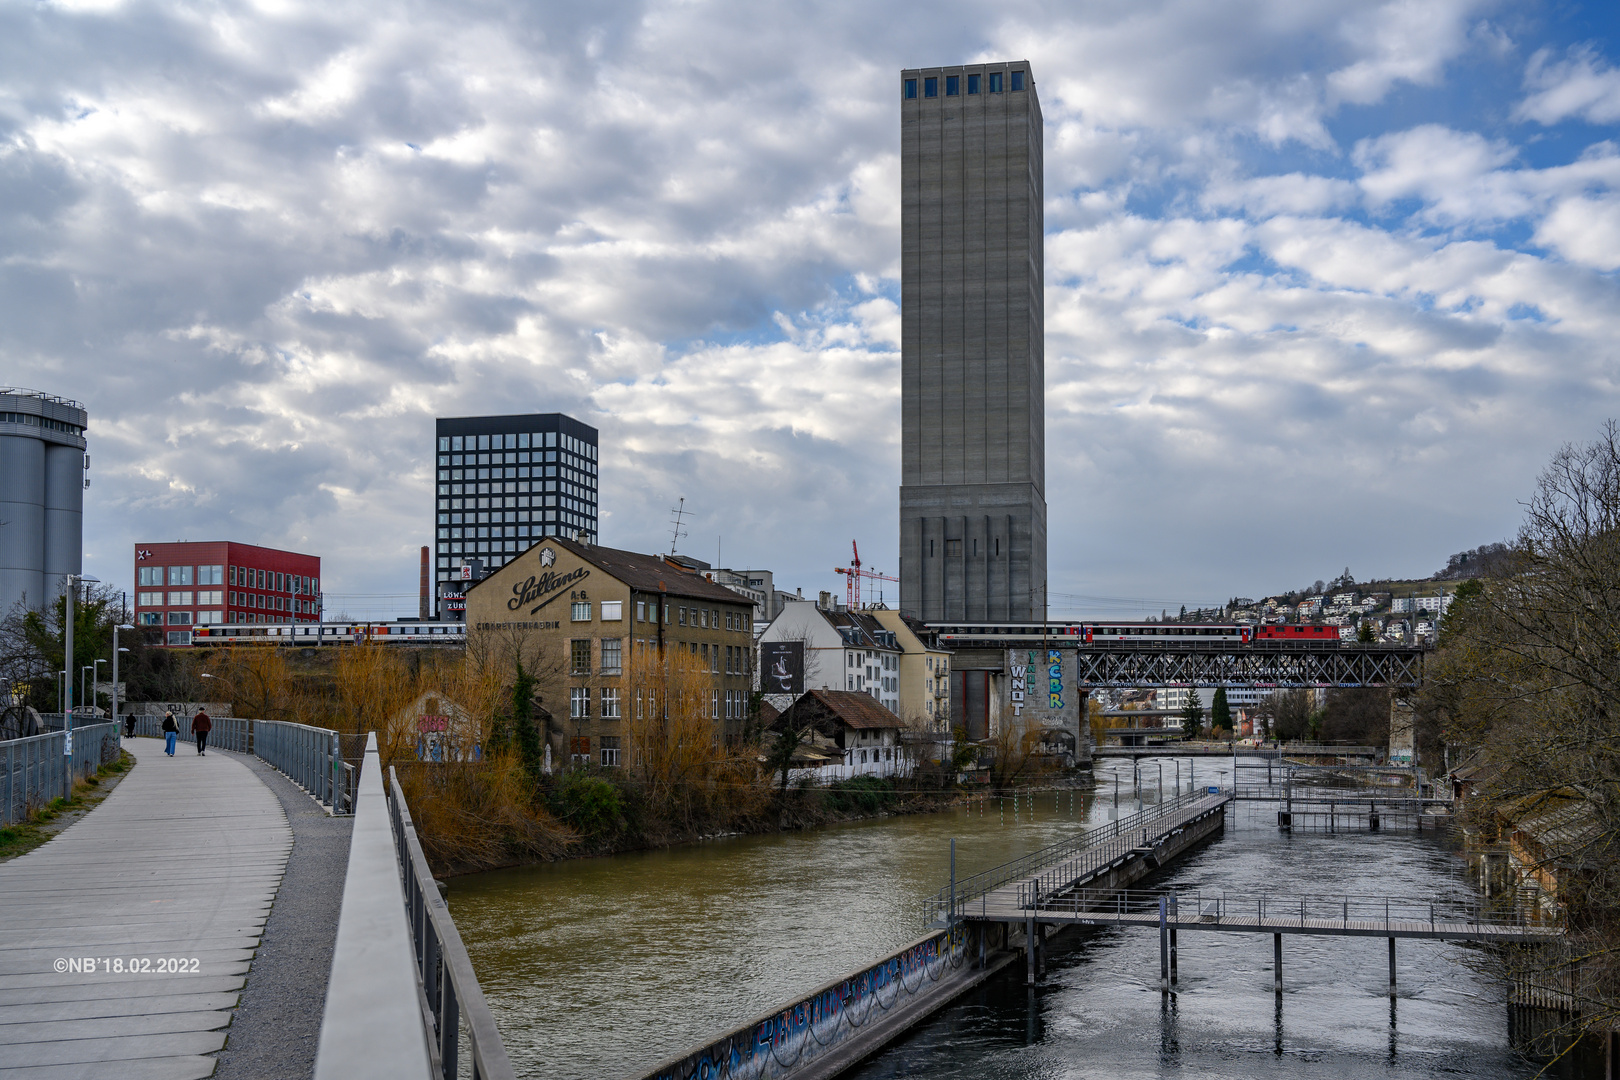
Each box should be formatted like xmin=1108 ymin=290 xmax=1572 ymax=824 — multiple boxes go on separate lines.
xmin=133 ymin=541 xmax=321 ymax=645
xmin=434 ymin=413 xmax=599 ymax=620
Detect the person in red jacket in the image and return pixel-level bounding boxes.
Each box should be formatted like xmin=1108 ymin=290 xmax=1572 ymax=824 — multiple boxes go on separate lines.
xmin=191 ymin=709 xmax=212 ymax=755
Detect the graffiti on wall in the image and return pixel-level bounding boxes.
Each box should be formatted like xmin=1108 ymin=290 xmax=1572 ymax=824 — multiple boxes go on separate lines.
xmin=648 ymin=928 xmax=967 ymax=1080
xmin=1007 ymin=648 xmax=1080 ymax=760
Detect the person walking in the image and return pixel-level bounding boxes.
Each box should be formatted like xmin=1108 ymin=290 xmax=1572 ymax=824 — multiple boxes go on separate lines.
xmin=123 ymin=711 xmax=136 ymax=738
xmin=192 ymin=708 xmax=212 ymax=756
xmin=161 ymin=710 xmax=178 ymax=756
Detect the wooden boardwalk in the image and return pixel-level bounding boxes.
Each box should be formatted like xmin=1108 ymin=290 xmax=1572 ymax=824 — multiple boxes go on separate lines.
xmin=0 ymin=737 xmax=293 ymax=1079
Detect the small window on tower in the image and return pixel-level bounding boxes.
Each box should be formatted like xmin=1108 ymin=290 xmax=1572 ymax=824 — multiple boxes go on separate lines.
xmin=989 ymin=72 xmax=1003 ymax=92
xmin=967 ymin=73 xmax=980 ymax=94
xmin=904 ymin=79 xmax=916 ymax=99
xmin=924 ymin=77 xmax=937 ymax=98
xmin=1011 ymin=71 xmax=1025 ymax=91
xmin=945 ymin=539 xmax=963 ymax=557
xmin=945 ymin=75 xmax=959 ymax=96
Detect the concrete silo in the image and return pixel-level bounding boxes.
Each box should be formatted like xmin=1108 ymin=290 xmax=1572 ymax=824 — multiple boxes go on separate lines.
xmin=0 ymin=389 xmax=87 ymax=614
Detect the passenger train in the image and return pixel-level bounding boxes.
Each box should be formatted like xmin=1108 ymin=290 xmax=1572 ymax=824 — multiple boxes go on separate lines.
xmin=189 ymin=622 xmax=468 ymax=647
xmin=933 ymin=622 xmax=1346 ymax=644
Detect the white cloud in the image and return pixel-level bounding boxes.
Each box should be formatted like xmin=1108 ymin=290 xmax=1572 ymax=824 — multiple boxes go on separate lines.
xmin=1535 ymin=195 xmax=1620 ymax=271
xmin=1516 ymin=45 xmax=1620 ymax=125
xmin=1326 ymin=0 xmax=1484 ymax=105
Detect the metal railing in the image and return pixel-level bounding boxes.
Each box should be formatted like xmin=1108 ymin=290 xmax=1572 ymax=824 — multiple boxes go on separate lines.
xmin=388 ymin=766 xmax=514 ymax=1080
xmin=923 ymin=789 xmax=1228 ymax=926
xmin=2 ymin=723 xmax=120 ymax=825
xmin=127 ymin=715 xmax=354 ymax=813
xmin=315 ymin=733 xmax=434 ymax=1080
xmin=1010 ymin=886 xmax=1564 ymax=937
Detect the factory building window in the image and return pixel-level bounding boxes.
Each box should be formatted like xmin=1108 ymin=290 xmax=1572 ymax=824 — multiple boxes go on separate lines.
xmin=1011 ymin=71 xmax=1025 ymax=91
xmin=571 ymin=639 xmax=592 ymax=674
xmin=571 ymin=601 xmax=592 ymax=622
xmin=989 ymin=72 xmax=1003 ymax=92
xmin=924 ymin=77 xmax=937 ymax=97
xmin=904 ymin=79 xmax=916 ymax=99
xmin=946 ymin=75 xmax=959 ymax=96
xmin=968 ymin=74 xmax=980 ymax=94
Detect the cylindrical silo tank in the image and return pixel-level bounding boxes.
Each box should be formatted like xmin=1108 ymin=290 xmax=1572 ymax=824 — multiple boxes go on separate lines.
xmin=43 ymin=442 xmax=85 ymax=587
xmin=0 ymin=433 xmax=46 ymax=611
xmin=0 ymin=389 xmax=88 ymax=615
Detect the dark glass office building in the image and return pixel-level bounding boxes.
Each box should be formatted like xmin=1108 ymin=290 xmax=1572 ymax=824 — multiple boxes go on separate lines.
xmin=434 ymin=413 xmax=598 ymax=619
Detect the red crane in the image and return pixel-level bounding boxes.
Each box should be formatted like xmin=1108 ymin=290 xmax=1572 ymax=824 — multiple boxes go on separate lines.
xmin=834 ymin=540 xmax=898 ymax=610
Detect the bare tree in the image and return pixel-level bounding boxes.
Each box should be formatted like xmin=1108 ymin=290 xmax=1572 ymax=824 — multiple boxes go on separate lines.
xmin=1423 ymin=421 xmax=1620 ymax=1051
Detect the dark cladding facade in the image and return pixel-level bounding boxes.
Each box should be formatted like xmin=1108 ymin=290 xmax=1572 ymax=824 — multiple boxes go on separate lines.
xmin=434 ymin=413 xmax=598 ymax=620
xmin=898 ymin=62 xmax=1048 ymax=623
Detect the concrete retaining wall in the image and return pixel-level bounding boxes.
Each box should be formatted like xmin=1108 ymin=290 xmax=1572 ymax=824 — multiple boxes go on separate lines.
xmin=635 ymin=927 xmax=986 ymax=1080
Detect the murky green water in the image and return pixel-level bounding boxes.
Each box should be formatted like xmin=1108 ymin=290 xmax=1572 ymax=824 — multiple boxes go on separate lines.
xmin=450 ymin=757 xmax=1562 ymax=1079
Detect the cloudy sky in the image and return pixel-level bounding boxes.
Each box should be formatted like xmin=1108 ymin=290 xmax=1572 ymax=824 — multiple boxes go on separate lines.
xmin=5 ymin=0 xmax=1618 ymax=619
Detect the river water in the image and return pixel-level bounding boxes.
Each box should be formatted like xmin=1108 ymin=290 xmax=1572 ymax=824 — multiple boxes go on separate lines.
xmin=450 ymin=756 xmax=1560 ymax=1079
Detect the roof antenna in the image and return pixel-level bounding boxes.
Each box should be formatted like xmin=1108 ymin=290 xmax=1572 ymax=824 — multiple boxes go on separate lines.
xmin=669 ymin=497 xmax=688 ymax=556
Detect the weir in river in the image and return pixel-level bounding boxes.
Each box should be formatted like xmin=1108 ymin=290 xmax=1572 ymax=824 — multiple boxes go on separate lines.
xmin=448 ymin=756 xmax=1564 ymax=1080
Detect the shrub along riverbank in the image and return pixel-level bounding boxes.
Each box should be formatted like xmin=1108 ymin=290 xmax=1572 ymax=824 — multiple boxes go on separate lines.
xmin=397 ymin=760 xmax=966 ymax=878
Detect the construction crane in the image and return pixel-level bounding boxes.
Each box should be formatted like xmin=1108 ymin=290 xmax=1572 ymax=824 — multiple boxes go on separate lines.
xmin=834 ymin=540 xmax=898 ymax=611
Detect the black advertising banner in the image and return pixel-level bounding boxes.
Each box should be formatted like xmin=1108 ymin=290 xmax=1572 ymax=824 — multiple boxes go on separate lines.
xmin=762 ymin=641 xmax=804 ymax=695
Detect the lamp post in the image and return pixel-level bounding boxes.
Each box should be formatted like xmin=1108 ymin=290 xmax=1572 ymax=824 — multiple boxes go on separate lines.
xmin=92 ymin=660 xmax=106 ymax=713
xmin=111 ymin=624 xmax=133 ymax=735
xmin=61 ymin=573 xmax=100 ymax=799
xmin=81 ymin=666 xmax=93 ymax=714
xmin=60 ymin=573 xmax=100 ymax=718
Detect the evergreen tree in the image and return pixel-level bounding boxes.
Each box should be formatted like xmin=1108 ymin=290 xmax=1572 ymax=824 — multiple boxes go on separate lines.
xmin=1178 ymin=604 xmax=1187 ymax=621
xmin=506 ymin=660 xmax=545 ymax=783
xmin=1181 ymin=688 xmax=1204 ymax=732
xmin=1210 ymin=687 xmax=1231 ymax=736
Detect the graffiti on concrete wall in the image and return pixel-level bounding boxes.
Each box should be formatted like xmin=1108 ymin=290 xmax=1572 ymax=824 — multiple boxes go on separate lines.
xmin=646 ymin=927 xmax=967 ymax=1080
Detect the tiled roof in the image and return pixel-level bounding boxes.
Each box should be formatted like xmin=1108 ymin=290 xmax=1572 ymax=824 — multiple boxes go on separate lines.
xmin=778 ymin=689 xmax=902 ymax=732
xmin=468 ymin=537 xmax=746 ymax=605
xmin=822 ymin=610 xmax=901 ymax=651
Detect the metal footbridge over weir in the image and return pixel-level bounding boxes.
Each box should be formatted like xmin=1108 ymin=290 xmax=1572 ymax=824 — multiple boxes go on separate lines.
xmin=927 ymin=786 xmax=1563 ymax=994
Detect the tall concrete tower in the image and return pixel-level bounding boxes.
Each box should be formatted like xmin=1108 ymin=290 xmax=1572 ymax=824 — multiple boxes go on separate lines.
xmin=0 ymin=389 xmax=87 ymax=614
xmin=898 ymin=62 xmax=1047 ymax=623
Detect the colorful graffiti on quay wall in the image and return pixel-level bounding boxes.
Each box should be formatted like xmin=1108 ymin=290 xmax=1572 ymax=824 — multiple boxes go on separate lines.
xmin=645 ymin=928 xmax=968 ymax=1080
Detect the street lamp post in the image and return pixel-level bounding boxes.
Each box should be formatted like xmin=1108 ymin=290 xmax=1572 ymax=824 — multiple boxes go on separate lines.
xmin=111 ymin=624 xmax=133 ymax=736
xmin=61 ymin=573 xmax=100 ymax=799
xmin=81 ymin=666 xmax=93 ymax=714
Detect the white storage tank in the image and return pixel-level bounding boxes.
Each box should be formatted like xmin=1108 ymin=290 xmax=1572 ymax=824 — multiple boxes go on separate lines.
xmin=0 ymin=389 xmax=87 ymax=614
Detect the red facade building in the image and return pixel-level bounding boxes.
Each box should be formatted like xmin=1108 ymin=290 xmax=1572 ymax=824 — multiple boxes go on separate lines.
xmin=133 ymin=541 xmax=321 ymax=646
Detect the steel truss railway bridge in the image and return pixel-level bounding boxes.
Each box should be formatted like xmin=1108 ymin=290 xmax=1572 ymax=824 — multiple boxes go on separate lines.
xmin=934 ymin=628 xmax=1427 ymax=690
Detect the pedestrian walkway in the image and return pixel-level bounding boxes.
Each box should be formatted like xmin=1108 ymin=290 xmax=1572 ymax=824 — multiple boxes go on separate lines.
xmin=0 ymin=736 xmax=293 ymax=1079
